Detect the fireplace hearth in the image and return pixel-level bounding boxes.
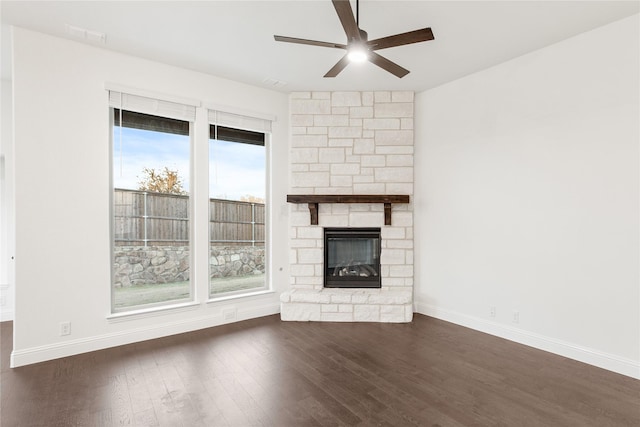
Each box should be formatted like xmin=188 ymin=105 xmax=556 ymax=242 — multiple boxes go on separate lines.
xmin=324 ymin=228 xmax=381 ymax=288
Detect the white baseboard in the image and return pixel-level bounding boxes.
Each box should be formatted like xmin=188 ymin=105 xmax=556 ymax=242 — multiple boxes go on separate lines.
xmin=12 ymin=300 xmax=637 ymax=379
xmin=11 ymin=302 xmax=280 ymax=368
xmin=414 ymin=300 xmax=640 ymax=380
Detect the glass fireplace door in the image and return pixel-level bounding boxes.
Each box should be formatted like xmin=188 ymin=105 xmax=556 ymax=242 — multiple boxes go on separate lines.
xmin=324 ymin=228 xmax=381 ymax=288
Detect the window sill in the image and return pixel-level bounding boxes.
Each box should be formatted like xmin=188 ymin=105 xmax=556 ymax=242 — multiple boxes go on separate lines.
xmin=107 ymin=301 xmax=200 ymax=323
xmin=207 ymin=289 xmax=275 ymax=304
xmin=106 ymin=289 xmax=276 ymax=322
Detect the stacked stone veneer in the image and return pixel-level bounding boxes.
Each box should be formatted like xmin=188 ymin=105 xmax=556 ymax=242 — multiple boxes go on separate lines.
xmin=281 ymin=91 xmax=414 ymax=323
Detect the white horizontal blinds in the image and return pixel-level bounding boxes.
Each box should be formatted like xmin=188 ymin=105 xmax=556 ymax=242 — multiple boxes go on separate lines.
xmin=109 ymin=91 xmax=196 ymax=122
xmin=208 ymin=110 xmax=272 ymax=133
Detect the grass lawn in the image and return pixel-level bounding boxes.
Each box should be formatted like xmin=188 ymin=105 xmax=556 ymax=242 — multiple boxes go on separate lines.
xmin=114 ymin=274 xmax=265 ymax=309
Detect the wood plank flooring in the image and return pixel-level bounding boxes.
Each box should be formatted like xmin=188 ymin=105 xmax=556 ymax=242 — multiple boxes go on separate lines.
xmin=1 ymin=314 xmax=638 ymax=426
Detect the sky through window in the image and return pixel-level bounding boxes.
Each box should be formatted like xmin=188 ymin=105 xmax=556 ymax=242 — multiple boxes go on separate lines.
xmin=113 ymin=127 xmax=265 ymax=201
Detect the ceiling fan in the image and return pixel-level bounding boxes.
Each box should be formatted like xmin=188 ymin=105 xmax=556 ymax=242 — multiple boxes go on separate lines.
xmin=274 ymin=0 xmax=434 ymax=78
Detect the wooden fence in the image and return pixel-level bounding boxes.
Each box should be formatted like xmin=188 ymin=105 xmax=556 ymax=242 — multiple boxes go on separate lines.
xmin=113 ymin=189 xmax=265 ymax=246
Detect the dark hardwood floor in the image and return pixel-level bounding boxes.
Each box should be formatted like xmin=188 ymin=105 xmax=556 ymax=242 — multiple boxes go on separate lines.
xmin=1 ymin=314 xmax=638 ymax=426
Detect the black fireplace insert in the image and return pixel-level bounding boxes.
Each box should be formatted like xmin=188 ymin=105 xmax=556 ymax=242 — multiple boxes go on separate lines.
xmin=324 ymin=228 xmax=381 ymax=288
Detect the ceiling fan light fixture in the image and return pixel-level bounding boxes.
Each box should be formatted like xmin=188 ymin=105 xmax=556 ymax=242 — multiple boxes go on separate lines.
xmin=347 ymin=45 xmax=368 ymax=63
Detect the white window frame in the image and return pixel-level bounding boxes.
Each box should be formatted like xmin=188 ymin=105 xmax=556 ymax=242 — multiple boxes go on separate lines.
xmin=108 ymin=89 xmax=198 ymax=314
xmin=207 ymin=109 xmax=272 ymax=299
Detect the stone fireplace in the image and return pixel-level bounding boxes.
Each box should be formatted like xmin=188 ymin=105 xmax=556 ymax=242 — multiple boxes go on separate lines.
xmin=281 ymin=91 xmax=414 ymax=323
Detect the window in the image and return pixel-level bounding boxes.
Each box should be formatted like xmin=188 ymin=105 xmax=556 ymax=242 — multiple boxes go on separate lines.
xmin=208 ymin=112 xmax=269 ymax=297
xmin=109 ymin=91 xmax=272 ymax=312
xmin=110 ymin=91 xmax=194 ymax=312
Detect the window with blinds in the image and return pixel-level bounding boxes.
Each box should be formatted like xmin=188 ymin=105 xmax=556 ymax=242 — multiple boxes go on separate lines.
xmin=109 ymin=90 xmax=193 ymax=312
xmin=208 ymin=110 xmax=268 ymax=297
xmin=108 ymin=89 xmax=273 ymax=311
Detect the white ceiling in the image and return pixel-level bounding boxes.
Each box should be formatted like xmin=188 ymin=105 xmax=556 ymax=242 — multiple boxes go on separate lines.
xmin=1 ymin=1 xmax=638 ymax=93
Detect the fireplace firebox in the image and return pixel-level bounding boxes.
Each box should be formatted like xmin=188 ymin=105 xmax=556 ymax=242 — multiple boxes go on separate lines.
xmin=324 ymin=228 xmax=381 ymax=288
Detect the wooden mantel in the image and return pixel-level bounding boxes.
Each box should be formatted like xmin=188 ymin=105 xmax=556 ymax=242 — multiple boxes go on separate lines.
xmin=286 ymin=194 xmax=410 ymax=226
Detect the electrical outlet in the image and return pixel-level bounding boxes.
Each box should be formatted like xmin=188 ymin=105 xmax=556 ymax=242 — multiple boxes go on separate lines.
xmin=512 ymin=311 xmax=520 ymax=324
xmin=222 ymin=308 xmax=237 ymax=321
xmin=489 ymin=306 xmax=496 ymax=318
xmin=59 ymin=321 xmax=71 ymax=336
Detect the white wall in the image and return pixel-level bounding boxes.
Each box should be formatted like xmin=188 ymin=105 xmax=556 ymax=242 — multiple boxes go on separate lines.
xmin=10 ymin=27 xmax=290 ymax=366
xmin=1 ymin=77 xmax=15 ymax=321
xmin=414 ymin=15 xmax=639 ymax=378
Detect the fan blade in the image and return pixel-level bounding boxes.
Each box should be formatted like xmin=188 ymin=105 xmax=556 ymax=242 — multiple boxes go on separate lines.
xmin=367 ymin=28 xmax=434 ymax=50
xmin=332 ymin=0 xmax=361 ymax=42
xmin=274 ymin=35 xmax=346 ymax=49
xmin=368 ymin=52 xmax=410 ymax=78
xmin=324 ymin=54 xmax=350 ymax=78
